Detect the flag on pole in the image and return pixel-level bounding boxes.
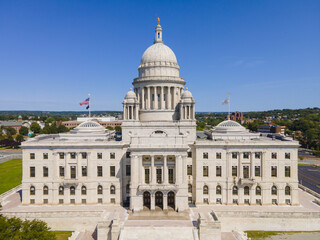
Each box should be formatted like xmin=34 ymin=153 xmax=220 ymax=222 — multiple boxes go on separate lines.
xmin=80 ymin=98 xmax=90 ymax=106
xmin=86 ymin=105 xmax=89 ymax=109
xmin=222 ymin=95 xmax=230 ymax=105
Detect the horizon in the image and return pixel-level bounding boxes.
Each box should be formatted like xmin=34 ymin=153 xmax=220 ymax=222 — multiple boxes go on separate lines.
xmin=0 ymin=0 xmax=319 ymax=112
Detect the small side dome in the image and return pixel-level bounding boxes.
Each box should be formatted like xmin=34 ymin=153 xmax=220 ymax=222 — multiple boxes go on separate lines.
xmin=70 ymin=120 xmax=106 ymax=134
xmin=125 ymin=88 xmax=137 ymax=100
xmin=78 ymin=121 xmax=102 ymax=128
xmin=181 ymin=88 xmax=193 ymax=99
xmin=213 ymin=120 xmax=246 ymax=133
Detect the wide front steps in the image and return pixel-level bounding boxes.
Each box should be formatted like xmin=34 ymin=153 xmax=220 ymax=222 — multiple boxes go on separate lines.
xmin=119 ymin=209 xmax=197 ymax=240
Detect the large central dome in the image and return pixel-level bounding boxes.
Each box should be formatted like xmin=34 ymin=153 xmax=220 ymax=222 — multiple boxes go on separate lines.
xmin=135 ymin=22 xmax=183 ymax=80
xmin=140 ymin=43 xmax=178 ymax=67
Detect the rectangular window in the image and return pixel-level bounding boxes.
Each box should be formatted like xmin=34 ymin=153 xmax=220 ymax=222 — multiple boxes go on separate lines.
xmin=98 ymin=198 xmax=103 ymax=204
xmin=271 ymin=166 xmax=277 ymax=177
xmin=187 ymin=151 xmax=192 ymax=158
xmin=81 ymin=152 xmax=87 ymax=159
xmin=285 ymin=166 xmax=291 ymax=177
xmin=43 ymin=153 xmax=48 ymax=159
xmin=187 ymin=165 xmax=192 ymax=176
xmin=43 ymin=199 xmax=48 ymax=204
xmin=110 ymin=166 xmax=115 ymax=177
xmin=82 ymin=199 xmax=86 ymax=204
xmin=30 ymin=199 xmax=35 ymax=204
xmin=168 ymin=168 xmax=174 ymax=184
xmin=145 ymin=168 xmax=150 ymax=184
xmin=43 ymin=166 xmax=48 ymax=177
xmin=203 ymin=166 xmax=209 ymax=177
xmin=156 ymin=168 xmax=162 ymax=183
xmin=70 ymin=199 xmax=75 ymax=204
xmin=216 ymin=166 xmax=222 ymax=177
xmin=110 ymin=152 xmax=115 ymax=159
xmin=244 ymin=199 xmax=250 ymax=205
xmin=255 ymin=166 xmax=261 ymax=177
xmin=243 ymin=152 xmax=250 ymax=159
xmin=59 ymin=152 xmax=64 ymax=159
xmin=232 ymin=166 xmax=237 ymax=177
xmin=216 ymin=152 xmax=221 ymax=159
xmin=285 ymin=153 xmax=291 ymax=159
xmin=272 ymin=152 xmax=277 ymax=159
xmin=30 ymin=153 xmax=35 ymax=159
xmin=59 ymin=166 xmax=64 ymax=177
xmin=272 ymin=199 xmax=277 ymax=205
xmin=126 ymin=152 xmax=131 ymax=158
xmin=232 ymin=152 xmax=238 ymax=159
xmin=97 ymin=166 xmax=103 ymax=177
xmin=203 ymin=198 xmax=208 ymax=204
xmin=82 ymin=166 xmax=87 ymax=177
xmin=255 ymin=152 xmax=261 ymax=159
xmin=216 ymin=198 xmax=222 ymax=204
xmin=203 ymin=152 xmax=208 ymax=159
xmin=71 ymin=166 xmax=76 ymax=179
xmin=70 ymin=152 xmax=76 ymax=159
xmin=243 ymin=166 xmax=249 ymax=178
xmin=110 ymin=198 xmax=115 ymax=204
xmin=30 ymin=167 xmax=35 ymax=177
xmin=59 ymin=199 xmax=64 ymax=204
xmin=256 ymin=199 xmax=262 ymax=205
xmin=97 ymin=153 xmax=102 ymax=159
xmin=126 ymin=165 xmax=131 ymax=176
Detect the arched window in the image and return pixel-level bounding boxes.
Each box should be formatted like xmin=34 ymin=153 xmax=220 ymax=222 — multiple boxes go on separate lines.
xmin=97 ymin=185 xmax=103 ymax=195
xmin=203 ymin=185 xmax=208 ymax=195
xmin=59 ymin=186 xmax=64 ymax=195
xmin=70 ymin=186 xmax=75 ymax=195
xmin=244 ymin=186 xmax=250 ymax=195
xmin=232 ymin=186 xmax=238 ymax=195
xmin=216 ymin=185 xmax=221 ymax=195
xmin=126 ymin=184 xmax=130 ymax=194
xmin=81 ymin=186 xmax=87 ymax=195
xmin=271 ymin=186 xmax=277 ymax=195
xmin=30 ymin=186 xmax=35 ymax=195
xmin=43 ymin=186 xmax=48 ymax=195
xmin=110 ymin=185 xmax=116 ymax=195
xmin=188 ymin=184 xmax=192 ymax=193
xmin=285 ymin=186 xmax=291 ymax=196
xmin=256 ymin=186 xmax=261 ymax=196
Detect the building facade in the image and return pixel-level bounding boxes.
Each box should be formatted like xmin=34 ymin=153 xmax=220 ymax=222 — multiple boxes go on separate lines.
xmin=21 ymin=22 xmax=299 ymax=211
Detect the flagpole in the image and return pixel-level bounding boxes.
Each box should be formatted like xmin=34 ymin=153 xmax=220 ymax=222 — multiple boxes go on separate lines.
xmin=228 ymin=93 xmax=230 ymax=120
xmin=88 ymin=93 xmax=91 ymax=119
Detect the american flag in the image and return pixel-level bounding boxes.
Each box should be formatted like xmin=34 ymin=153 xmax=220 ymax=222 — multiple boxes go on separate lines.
xmin=80 ymin=98 xmax=90 ymax=106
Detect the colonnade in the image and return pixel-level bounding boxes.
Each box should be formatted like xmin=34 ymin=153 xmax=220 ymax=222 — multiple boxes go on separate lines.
xmin=134 ymin=86 xmax=184 ymax=110
xmin=180 ymin=105 xmax=195 ymax=120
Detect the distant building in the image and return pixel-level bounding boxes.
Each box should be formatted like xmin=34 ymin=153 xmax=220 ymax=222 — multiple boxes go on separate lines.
xmin=258 ymin=125 xmax=286 ymax=135
xmin=229 ymin=111 xmax=243 ymax=121
xmin=61 ymin=120 xmax=122 ymax=129
xmin=0 ymin=120 xmax=22 ymax=133
xmin=77 ymin=117 xmax=116 ymax=122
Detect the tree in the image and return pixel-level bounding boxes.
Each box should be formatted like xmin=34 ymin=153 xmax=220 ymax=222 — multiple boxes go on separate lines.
xmin=6 ymin=127 xmax=17 ymax=136
xmin=15 ymin=134 xmax=24 ymax=142
xmin=19 ymin=126 xmax=29 ymax=136
xmin=115 ymin=126 xmax=122 ymax=132
xmin=30 ymin=122 xmax=41 ymax=133
xmin=0 ymin=215 xmax=56 ymax=240
xmin=106 ymin=126 xmax=114 ymax=130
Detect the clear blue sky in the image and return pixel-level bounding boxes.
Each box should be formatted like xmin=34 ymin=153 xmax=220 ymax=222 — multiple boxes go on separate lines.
xmin=0 ymin=0 xmax=319 ymax=112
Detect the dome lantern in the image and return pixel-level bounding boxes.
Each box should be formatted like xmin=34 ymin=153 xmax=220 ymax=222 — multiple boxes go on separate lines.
xmin=154 ymin=17 xmax=163 ymax=44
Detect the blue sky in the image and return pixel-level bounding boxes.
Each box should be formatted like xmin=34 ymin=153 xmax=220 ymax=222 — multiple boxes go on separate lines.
xmin=0 ymin=0 xmax=319 ymax=112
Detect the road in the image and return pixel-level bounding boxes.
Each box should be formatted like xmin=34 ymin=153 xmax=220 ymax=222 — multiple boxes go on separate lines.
xmin=298 ymin=165 xmax=320 ymax=194
xmin=0 ymin=150 xmax=22 ymax=164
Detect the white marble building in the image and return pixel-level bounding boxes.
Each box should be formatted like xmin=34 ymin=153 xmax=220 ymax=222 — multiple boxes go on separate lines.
xmin=21 ymin=21 xmax=299 ymax=212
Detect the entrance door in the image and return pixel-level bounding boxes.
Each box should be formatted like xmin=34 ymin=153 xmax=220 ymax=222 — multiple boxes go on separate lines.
xmin=168 ymin=191 xmax=175 ymax=209
xmin=143 ymin=191 xmax=151 ymax=209
xmin=155 ymin=191 xmax=163 ymax=209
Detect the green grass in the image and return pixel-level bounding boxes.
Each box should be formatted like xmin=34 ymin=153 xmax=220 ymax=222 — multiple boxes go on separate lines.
xmin=51 ymin=231 xmax=73 ymax=240
xmin=246 ymin=231 xmax=320 ymax=239
xmin=0 ymin=158 xmax=22 ymax=194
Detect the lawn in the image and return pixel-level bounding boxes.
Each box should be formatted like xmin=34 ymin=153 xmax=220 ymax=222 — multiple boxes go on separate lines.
xmin=0 ymin=158 xmax=22 ymax=195
xmin=52 ymin=231 xmax=73 ymax=240
xmin=246 ymin=231 xmax=320 ymax=239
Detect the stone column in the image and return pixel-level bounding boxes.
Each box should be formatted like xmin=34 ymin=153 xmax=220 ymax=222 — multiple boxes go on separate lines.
xmin=172 ymin=87 xmax=176 ymax=108
xmin=138 ymin=156 xmax=142 ymax=184
xmin=141 ymin=87 xmax=145 ymax=110
xmin=154 ymin=86 xmax=158 ymax=109
xmin=160 ymin=86 xmax=164 ymax=109
xmin=176 ymin=155 xmax=182 ymax=184
xmin=250 ymin=152 xmax=254 ymax=178
xmin=163 ymin=193 xmax=168 ymax=210
xmin=151 ymin=193 xmax=155 ymax=210
xmin=147 ymin=87 xmax=151 ymax=110
xmin=163 ymin=156 xmax=168 ymax=184
xmin=123 ymin=106 xmax=127 ymax=120
xmin=184 ymin=106 xmax=187 ymax=119
xmin=167 ymin=87 xmax=171 ymax=109
xmin=151 ymin=155 xmax=156 ymax=184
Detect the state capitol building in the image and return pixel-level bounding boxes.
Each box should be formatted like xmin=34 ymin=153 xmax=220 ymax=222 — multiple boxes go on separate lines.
xmin=21 ymin=21 xmax=299 ymax=212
